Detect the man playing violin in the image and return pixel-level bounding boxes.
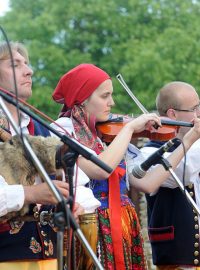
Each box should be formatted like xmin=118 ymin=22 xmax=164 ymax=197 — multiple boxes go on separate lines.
xmin=132 ymin=81 xmax=200 ymax=270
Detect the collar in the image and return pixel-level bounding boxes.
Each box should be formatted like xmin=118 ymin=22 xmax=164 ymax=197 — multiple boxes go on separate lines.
xmin=10 ymin=112 xmax=31 ymax=136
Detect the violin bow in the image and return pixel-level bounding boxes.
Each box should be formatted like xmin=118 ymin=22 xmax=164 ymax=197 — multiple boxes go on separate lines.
xmin=116 ymin=74 xmax=149 ymax=114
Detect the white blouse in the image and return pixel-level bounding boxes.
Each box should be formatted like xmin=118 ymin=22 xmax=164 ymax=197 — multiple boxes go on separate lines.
xmin=50 ymin=117 xmax=101 ymax=213
xmin=139 ymin=139 xmax=200 ymax=189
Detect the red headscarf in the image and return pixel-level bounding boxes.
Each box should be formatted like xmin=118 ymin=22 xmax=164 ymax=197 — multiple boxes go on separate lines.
xmin=52 ymin=63 xmax=110 ymax=110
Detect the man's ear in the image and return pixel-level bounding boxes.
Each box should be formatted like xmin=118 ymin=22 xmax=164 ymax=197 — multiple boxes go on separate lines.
xmin=166 ymin=108 xmax=177 ymax=120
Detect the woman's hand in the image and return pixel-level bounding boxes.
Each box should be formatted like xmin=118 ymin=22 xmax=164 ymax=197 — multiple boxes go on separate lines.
xmin=126 ymin=113 xmax=161 ymax=133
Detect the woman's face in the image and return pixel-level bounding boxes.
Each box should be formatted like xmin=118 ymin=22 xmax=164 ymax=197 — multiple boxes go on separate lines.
xmin=84 ymin=79 xmax=115 ymax=122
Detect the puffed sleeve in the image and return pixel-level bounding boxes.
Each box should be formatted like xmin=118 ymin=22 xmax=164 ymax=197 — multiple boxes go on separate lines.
xmin=0 ymin=176 xmax=24 ymax=217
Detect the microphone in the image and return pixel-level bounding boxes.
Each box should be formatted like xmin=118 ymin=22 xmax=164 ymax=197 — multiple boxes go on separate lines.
xmin=132 ymin=139 xmax=175 ymax=179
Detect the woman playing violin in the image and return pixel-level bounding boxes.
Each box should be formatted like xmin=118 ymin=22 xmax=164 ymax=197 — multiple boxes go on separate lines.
xmin=52 ymin=64 xmax=200 ymax=270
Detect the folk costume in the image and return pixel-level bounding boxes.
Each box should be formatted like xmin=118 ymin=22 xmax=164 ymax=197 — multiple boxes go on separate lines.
xmin=0 ymin=113 xmax=57 ymax=270
xmin=52 ymin=63 xmax=147 ymax=270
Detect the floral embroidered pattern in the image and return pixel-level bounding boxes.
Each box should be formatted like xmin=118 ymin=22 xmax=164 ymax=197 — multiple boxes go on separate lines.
xmin=9 ymin=220 xmax=24 ymax=234
xmin=29 ymin=237 xmax=42 ymax=254
xmin=97 ymin=206 xmax=147 ymax=270
xmin=48 ymin=240 xmax=54 ymax=256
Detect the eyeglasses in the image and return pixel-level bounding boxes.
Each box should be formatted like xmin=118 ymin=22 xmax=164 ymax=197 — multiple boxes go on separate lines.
xmin=172 ymin=104 xmax=200 ymax=113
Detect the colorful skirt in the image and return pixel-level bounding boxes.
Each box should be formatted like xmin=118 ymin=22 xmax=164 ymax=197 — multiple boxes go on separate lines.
xmin=97 ymin=204 xmax=147 ymax=270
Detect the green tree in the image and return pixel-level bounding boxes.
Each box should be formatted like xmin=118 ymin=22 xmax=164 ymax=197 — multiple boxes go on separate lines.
xmin=1 ymin=0 xmax=200 ymax=118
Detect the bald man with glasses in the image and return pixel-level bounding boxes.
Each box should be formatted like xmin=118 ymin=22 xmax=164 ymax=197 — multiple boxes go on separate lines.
xmin=140 ymin=82 xmax=200 ymax=270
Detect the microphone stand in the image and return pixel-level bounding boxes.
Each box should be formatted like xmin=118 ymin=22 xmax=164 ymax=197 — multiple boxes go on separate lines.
xmin=159 ymin=156 xmax=200 ymax=216
xmin=61 ymin=149 xmax=79 ymax=270
xmin=0 ymin=94 xmax=106 ymax=270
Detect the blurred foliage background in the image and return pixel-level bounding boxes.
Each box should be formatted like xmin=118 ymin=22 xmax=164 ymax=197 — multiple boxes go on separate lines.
xmin=1 ymin=0 xmax=200 ymax=119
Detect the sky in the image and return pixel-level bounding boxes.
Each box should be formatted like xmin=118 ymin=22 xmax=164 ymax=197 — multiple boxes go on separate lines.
xmin=0 ymin=0 xmax=10 ymax=16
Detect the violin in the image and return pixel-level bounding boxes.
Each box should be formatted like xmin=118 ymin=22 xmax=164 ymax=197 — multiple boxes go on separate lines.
xmin=97 ymin=115 xmax=193 ymax=142
xmin=96 ymin=74 xmax=192 ymax=142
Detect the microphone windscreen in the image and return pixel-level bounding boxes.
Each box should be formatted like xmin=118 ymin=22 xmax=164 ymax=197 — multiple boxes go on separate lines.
xmin=132 ymin=165 xmax=146 ymax=179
